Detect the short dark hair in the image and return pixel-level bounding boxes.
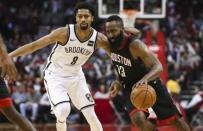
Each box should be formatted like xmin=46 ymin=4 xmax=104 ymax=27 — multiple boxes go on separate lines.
xmin=106 ymin=15 xmax=124 ymax=27
xmin=74 ymin=2 xmax=95 ymax=17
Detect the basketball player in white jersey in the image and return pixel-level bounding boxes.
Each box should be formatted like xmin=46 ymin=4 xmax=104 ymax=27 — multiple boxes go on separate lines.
xmin=9 ymin=2 xmax=110 ymax=131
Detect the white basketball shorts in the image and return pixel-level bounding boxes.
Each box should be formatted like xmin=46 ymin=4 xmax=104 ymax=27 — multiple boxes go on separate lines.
xmin=43 ymin=69 xmax=95 ymax=110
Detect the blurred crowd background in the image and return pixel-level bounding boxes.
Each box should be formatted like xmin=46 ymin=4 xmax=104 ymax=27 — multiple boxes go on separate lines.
xmin=0 ymin=0 xmax=203 ymax=128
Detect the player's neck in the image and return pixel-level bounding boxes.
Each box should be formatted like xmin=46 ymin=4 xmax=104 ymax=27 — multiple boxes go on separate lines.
xmin=75 ymin=25 xmax=93 ymax=41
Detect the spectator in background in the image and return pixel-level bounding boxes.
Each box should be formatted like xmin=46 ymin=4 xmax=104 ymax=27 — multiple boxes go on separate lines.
xmin=38 ymin=90 xmax=52 ymax=123
xmin=93 ymin=49 xmax=115 ymax=88
xmin=19 ymin=86 xmax=41 ymax=122
xmin=94 ymin=84 xmax=110 ymax=99
xmin=184 ymin=90 xmax=203 ymax=123
xmin=166 ymin=75 xmax=181 ymax=97
xmin=94 ymin=84 xmax=116 ymax=124
xmin=12 ymin=85 xmax=27 ymax=110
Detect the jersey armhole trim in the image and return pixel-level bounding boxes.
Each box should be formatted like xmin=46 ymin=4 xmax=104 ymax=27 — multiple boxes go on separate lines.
xmin=48 ymin=44 xmax=58 ymax=61
xmin=60 ymin=25 xmax=70 ymax=46
xmin=94 ymin=32 xmax=98 ymax=50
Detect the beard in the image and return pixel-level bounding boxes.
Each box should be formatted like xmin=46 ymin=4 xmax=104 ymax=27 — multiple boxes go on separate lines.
xmin=109 ymin=31 xmax=124 ymax=47
xmin=80 ymin=23 xmax=88 ymax=30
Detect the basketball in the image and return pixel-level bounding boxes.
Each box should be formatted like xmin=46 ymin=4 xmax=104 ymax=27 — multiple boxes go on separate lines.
xmin=130 ymin=84 xmax=156 ymax=110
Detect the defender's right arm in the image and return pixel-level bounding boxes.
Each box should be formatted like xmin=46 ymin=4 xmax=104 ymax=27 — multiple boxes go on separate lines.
xmin=96 ymin=33 xmax=122 ymax=97
xmin=9 ymin=27 xmax=69 ymax=58
xmin=0 ymin=34 xmax=10 ymax=60
xmin=0 ymin=34 xmax=18 ymax=80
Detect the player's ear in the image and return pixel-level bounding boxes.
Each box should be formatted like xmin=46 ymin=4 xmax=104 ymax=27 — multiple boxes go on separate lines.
xmin=91 ymin=16 xmax=94 ymax=22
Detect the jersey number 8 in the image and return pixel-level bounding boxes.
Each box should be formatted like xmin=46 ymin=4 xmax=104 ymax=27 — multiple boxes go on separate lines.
xmin=71 ymin=56 xmax=78 ymax=65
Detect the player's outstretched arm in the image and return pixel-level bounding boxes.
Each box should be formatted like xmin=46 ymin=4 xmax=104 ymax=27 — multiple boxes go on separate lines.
xmin=9 ymin=27 xmax=69 ymax=58
xmin=129 ymin=39 xmax=163 ymax=87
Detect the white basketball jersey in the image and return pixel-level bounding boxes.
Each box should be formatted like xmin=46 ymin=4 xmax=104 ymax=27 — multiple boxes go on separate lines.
xmin=44 ymin=24 xmax=97 ymax=76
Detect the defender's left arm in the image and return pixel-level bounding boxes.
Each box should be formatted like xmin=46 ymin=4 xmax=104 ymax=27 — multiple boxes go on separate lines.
xmin=129 ymin=39 xmax=163 ymax=87
xmin=95 ymin=32 xmax=111 ymax=56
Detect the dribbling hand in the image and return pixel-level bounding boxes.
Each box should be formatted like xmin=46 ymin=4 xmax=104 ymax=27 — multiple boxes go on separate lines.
xmin=109 ymin=80 xmax=121 ymax=98
xmin=133 ymin=78 xmax=148 ymax=88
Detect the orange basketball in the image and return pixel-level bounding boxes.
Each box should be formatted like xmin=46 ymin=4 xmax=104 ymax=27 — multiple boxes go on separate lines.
xmin=130 ymin=84 xmax=157 ymax=110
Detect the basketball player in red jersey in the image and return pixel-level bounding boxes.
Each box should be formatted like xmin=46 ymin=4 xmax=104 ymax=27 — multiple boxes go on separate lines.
xmin=0 ymin=34 xmax=36 ymax=131
xmin=106 ymin=15 xmax=190 ymax=131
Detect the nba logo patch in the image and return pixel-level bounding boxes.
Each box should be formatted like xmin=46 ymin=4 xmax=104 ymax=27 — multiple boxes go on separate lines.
xmin=85 ymin=93 xmax=94 ymax=102
xmin=87 ymin=40 xmax=94 ymax=46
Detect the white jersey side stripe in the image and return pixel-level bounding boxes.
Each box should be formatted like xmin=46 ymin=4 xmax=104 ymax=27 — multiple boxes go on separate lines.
xmin=93 ymin=32 xmax=98 ymax=50
xmin=48 ymin=43 xmax=58 ymax=61
xmin=43 ymin=43 xmax=58 ymax=73
xmin=61 ymin=25 xmax=70 ymax=46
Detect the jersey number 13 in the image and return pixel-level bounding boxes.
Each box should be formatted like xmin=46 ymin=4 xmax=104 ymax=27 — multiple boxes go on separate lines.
xmin=116 ymin=65 xmax=126 ymax=77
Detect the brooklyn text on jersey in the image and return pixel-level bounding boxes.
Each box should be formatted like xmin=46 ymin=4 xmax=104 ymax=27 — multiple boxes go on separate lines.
xmin=65 ymin=46 xmax=92 ymax=56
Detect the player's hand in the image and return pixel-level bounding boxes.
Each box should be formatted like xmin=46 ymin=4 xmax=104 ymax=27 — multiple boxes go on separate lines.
xmin=124 ymin=27 xmax=141 ymax=38
xmin=109 ymin=80 xmax=121 ymax=98
xmin=0 ymin=56 xmax=18 ymax=80
xmin=133 ymin=78 xmax=148 ymax=88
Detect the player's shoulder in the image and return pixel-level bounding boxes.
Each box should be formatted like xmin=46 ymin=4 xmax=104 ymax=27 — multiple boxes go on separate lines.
xmin=51 ymin=26 xmax=69 ymax=35
xmin=128 ymin=37 xmax=150 ymax=57
xmin=50 ymin=26 xmax=69 ymax=45
xmin=128 ymin=36 xmax=146 ymax=51
xmin=128 ymin=34 xmax=142 ymax=46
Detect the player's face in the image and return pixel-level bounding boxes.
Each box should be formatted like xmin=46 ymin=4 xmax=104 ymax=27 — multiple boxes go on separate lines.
xmin=76 ymin=9 xmax=93 ymax=30
xmin=105 ymin=21 xmax=123 ymax=43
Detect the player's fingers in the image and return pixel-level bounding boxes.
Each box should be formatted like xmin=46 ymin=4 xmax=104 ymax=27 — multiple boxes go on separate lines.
xmin=10 ymin=65 xmax=18 ymax=80
xmin=110 ymin=88 xmax=116 ymax=95
xmin=110 ymin=91 xmax=117 ymax=98
xmin=144 ymin=81 xmax=148 ymax=85
xmin=136 ymin=83 xmax=140 ymax=87
xmin=110 ymin=82 xmax=116 ymax=88
xmin=111 ymin=88 xmax=119 ymax=96
xmin=0 ymin=67 xmax=7 ymax=78
xmin=6 ymin=65 xmax=17 ymax=80
xmin=4 ymin=75 xmax=9 ymax=80
xmin=110 ymin=94 xmax=116 ymax=98
xmin=110 ymin=84 xmax=117 ymax=91
xmin=135 ymin=82 xmax=140 ymax=88
xmin=136 ymin=80 xmax=147 ymax=87
xmin=110 ymin=88 xmax=115 ymax=95
xmin=109 ymin=86 xmax=114 ymax=91
xmin=5 ymin=66 xmax=12 ymax=79
xmin=132 ymin=83 xmax=136 ymax=89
